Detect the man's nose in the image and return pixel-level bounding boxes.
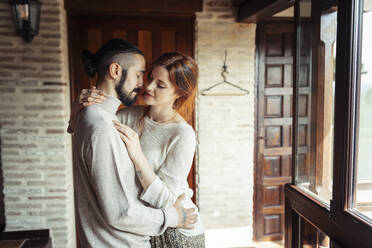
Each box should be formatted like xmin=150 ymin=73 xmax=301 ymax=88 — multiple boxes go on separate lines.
xmin=138 ymin=77 xmax=144 ymax=87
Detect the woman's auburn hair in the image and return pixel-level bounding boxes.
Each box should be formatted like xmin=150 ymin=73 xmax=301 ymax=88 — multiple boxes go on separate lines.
xmin=138 ymin=52 xmax=199 ymax=131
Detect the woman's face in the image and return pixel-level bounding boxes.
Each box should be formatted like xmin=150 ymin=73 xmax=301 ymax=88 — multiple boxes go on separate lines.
xmin=144 ymin=66 xmax=179 ymax=108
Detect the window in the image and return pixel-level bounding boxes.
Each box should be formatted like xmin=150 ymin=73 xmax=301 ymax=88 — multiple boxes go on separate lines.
xmin=285 ymin=0 xmax=372 ymax=247
xmin=352 ymin=0 xmax=372 ymax=221
xmin=295 ymin=0 xmax=337 ymax=204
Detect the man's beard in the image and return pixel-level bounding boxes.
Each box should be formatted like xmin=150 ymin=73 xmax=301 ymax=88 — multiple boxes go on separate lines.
xmin=115 ymin=69 xmax=141 ymax=106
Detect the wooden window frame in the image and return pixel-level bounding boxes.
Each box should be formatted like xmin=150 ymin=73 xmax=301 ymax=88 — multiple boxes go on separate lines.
xmin=285 ymin=0 xmax=372 ymax=247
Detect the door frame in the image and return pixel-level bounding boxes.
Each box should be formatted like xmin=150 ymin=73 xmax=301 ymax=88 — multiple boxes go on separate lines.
xmin=66 ymin=11 xmax=198 ymax=204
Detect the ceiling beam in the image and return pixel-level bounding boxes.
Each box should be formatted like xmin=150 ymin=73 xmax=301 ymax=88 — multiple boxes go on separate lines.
xmin=236 ymin=0 xmax=294 ymax=23
xmin=65 ymin=0 xmax=203 ymax=14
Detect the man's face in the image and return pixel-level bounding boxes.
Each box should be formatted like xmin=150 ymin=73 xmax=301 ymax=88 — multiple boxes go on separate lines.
xmin=115 ymin=54 xmax=146 ymax=106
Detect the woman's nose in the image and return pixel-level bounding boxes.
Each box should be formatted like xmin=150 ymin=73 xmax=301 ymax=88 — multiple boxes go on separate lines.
xmin=146 ymin=80 xmax=155 ymax=91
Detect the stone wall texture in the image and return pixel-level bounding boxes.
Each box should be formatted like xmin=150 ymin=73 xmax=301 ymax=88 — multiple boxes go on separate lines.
xmin=195 ymin=0 xmax=256 ymax=236
xmin=0 ymin=0 xmax=75 ymax=247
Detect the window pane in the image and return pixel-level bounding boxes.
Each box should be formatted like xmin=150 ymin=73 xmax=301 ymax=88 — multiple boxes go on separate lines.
xmin=353 ymin=0 xmax=372 ymax=221
xmin=295 ymin=0 xmax=337 ymax=204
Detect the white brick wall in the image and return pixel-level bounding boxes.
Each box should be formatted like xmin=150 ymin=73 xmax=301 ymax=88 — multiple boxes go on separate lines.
xmin=0 ymin=0 xmax=257 ymax=246
xmin=195 ymin=0 xmax=256 ymax=238
xmin=0 ymin=0 xmax=75 ymax=247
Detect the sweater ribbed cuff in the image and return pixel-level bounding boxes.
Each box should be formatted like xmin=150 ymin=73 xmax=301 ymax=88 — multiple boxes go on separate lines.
xmin=140 ymin=176 xmax=163 ymax=206
xmin=164 ymin=205 xmax=179 ymax=228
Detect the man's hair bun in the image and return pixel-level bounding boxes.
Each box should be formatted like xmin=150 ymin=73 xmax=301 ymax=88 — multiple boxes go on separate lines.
xmin=81 ymin=49 xmax=97 ymax=78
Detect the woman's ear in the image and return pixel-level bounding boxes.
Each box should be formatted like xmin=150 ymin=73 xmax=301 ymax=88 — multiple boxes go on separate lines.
xmin=108 ymin=62 xmax=121 ymax=81
xmin=174 ymin=90 xmax=184 ymax=100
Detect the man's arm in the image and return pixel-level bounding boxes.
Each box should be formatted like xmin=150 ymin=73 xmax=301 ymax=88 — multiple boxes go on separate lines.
xmin=87 ymin=125 xmax=179 ymax=236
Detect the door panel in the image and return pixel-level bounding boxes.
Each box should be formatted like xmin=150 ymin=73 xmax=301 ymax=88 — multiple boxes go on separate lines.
xmin=68 ymin=15 xmax=196 ymax=202
xmin=255 ymin=22 xmax=294 ymax=241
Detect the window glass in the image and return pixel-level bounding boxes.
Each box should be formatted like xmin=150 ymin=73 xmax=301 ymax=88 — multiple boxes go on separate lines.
xmin=353 ymin=0 xmax=372 ymax=221
xmin=295 ymin=0 xmax=337 ymax=204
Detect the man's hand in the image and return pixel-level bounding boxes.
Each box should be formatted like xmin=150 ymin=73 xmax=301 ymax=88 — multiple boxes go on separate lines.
xmin=173 ymin=194 xmax=197 ymax=229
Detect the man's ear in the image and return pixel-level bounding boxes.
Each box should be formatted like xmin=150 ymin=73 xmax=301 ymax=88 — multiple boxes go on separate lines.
xmin=108 ymin=63 xmax=121 ymax=81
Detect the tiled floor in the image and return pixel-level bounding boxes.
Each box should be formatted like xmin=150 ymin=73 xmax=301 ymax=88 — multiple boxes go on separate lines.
xmin=253 ymin=240 xmax=284 ymax=248
xmin=205 ymin=227 xmax=284 ymax=248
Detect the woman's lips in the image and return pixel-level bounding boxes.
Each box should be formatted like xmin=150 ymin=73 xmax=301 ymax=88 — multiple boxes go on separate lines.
xmin=145 ymin=92 xmax=154 ymax=97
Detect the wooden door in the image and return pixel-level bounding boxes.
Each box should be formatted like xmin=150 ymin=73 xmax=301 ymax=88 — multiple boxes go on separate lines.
xmin=68 ymin=14 xmax=196 ymax=202
xmin=255 ymin=22 xmax=294 ymax=241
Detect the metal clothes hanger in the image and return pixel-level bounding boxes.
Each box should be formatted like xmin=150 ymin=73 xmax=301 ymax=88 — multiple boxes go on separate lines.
xmin=201 ymin=50 xmax=250 ymax=96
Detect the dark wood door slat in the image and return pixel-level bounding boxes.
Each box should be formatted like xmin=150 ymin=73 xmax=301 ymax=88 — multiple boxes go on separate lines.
xmin=255 ymin=22 xmax=294 ymax=242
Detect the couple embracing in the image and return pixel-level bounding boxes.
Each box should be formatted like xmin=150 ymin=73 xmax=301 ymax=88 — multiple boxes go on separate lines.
xmin=68 ymin=39 xmax=205 ymax=248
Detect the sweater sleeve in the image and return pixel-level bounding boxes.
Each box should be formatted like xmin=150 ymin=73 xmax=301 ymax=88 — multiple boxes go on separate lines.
xmin=116 ymin=106 xmax=144 ymax=128
xmin=140 ymin=126 xmax=196 ymax=209
xmin=86 ymin=126 xmax=179 ymax=236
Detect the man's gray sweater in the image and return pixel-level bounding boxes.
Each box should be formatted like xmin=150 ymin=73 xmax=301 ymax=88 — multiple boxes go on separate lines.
xmin=72 ymin=95 xmax=178 ymax=248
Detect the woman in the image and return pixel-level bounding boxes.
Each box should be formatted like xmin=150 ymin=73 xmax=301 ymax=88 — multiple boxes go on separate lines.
xmin=69 ymin=52 xmax=205 ymax=248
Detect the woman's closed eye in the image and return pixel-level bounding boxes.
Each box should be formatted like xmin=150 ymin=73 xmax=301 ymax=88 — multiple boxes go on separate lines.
xmin=157 ymin=82 xmax=165 ymax=89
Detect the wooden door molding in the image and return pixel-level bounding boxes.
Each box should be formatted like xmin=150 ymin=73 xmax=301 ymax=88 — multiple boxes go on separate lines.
xmin=67 ymin=14 xmax=197 ymax=204
xmin=65 ymin=0 xmax=202 ymax=14
xmin=255 ymin=21 xmax=294 ymax=242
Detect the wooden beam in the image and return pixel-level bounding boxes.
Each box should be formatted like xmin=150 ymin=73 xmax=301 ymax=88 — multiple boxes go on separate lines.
xmin=65 ymin=0 xmax=202 ymax=14
xmin=0 ymin=137 xmax=4 ymax=232
xmin=236 ymin=0 xmax=294 ymax=23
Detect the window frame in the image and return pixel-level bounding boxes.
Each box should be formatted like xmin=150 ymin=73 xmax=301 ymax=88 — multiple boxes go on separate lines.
xmin=285 ymin=0 xmax=372 ymax=247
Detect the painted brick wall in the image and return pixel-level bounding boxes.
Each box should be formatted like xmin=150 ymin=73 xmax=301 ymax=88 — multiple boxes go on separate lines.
xmin=195 ymin=0 xmax=256 ymax=237
xmin=0 ymin=0 xmax=75 ymax=247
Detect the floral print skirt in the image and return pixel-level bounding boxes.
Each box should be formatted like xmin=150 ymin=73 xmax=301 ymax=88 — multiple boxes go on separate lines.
xmin=150 ymin=228 xmax=205 ymax=248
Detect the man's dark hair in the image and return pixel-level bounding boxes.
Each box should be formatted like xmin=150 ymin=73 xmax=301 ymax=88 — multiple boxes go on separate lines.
xmin=81 ymin=39 xmax=144 ymax=83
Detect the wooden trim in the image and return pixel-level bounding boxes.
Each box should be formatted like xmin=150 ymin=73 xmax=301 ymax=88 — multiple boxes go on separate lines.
xmin=259 ymin=17 xmax=294 ymax=22
xmin=331 ymin=240 xmax=343 ymax=248
xmin=331 ymin=0 xmax=356 ymax=216
xmin=291 ymin=1 xmax=299 ymax=184
xmin=0 ymin=230 xmax=51 ymax=248
xmin=285 ymin=194 xmax=300 ymax=248
xmin=0 ymin=137 xmax=4 ymax=232
xmin=64 ymin=0 xmax=202 ymax=14
xmin=253 ymin=22 xmax=264 ymax=242
xmin=0 ymin=229 xmax=50 ymax=240
xmin=67 ymin=10 xmax=196 ymax=18
xmin=237 ymin=0 xmax=294 ymax=23
xmin=67 ymin=12 xmax=76 ymax=104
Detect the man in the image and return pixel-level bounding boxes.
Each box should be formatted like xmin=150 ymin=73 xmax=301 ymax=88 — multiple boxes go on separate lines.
xmin=72 ymin=39 xmax=195 ymax=247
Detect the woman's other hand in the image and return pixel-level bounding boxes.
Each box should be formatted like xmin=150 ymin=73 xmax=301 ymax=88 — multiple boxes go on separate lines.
xmin=113 ymin=120 xmax=142 ymax=161
xmin=67 ymin=86 xmax=106 ymax=134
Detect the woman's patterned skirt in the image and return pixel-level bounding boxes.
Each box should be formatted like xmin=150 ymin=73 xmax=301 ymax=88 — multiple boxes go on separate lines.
xmin=150 ymin=228 xmax=205 ymax=248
